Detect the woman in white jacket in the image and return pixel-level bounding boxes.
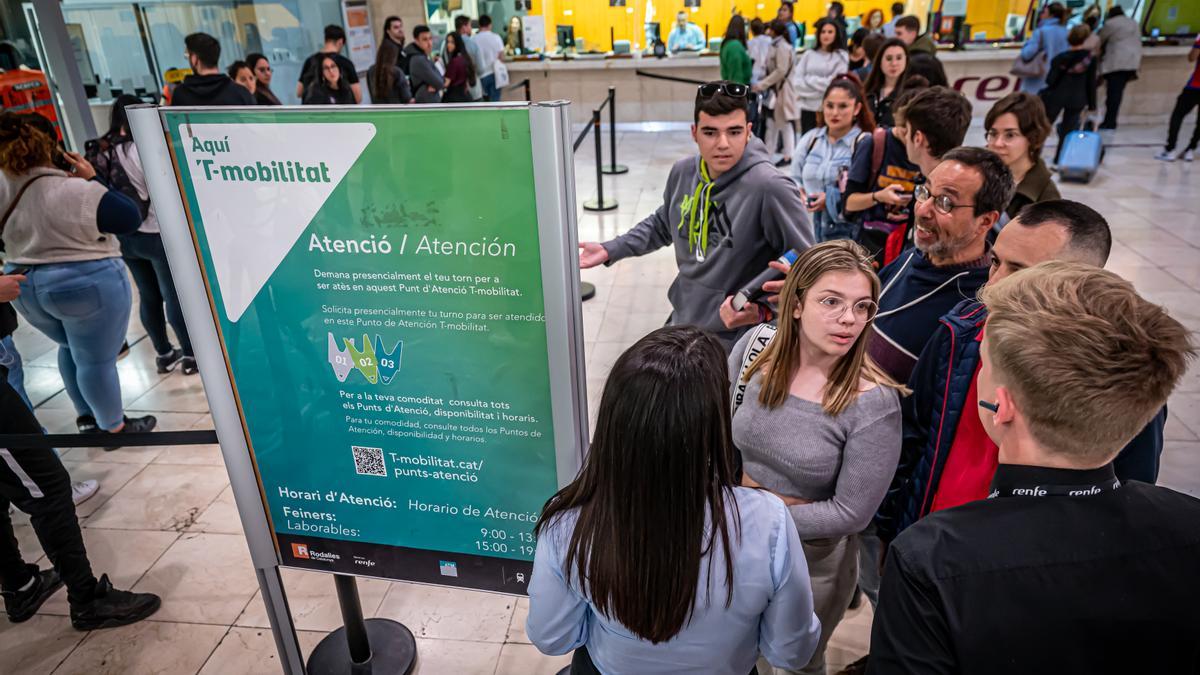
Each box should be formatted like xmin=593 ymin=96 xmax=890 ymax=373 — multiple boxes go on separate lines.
xmin=794 ymin=18 xmax=849 ymax=135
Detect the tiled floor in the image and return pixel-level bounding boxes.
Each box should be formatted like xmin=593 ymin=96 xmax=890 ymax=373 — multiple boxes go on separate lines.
xmin=3 ymin=122 xmax=1198 ymax=674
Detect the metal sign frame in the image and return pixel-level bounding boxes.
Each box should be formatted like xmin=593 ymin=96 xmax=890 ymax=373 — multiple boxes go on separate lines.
xmin=127 ymin=101 xmax=587 ymax=671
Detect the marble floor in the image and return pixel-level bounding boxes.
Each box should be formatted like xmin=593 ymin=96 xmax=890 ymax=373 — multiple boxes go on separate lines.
xmin=3 ymin=121 xmax=1199 ymax=674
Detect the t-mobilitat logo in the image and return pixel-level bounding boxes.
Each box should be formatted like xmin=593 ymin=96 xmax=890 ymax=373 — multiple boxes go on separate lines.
xmin=179 ymin=123 xmax=376 ymax=322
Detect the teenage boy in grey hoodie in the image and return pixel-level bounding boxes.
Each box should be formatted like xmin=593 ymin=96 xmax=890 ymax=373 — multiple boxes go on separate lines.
xmin=579 ymin=81 xmax=814 ymax=346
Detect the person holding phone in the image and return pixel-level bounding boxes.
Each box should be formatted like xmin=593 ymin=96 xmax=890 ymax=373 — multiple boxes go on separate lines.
xmin=0 ymin=112 xmax=157 ymax=442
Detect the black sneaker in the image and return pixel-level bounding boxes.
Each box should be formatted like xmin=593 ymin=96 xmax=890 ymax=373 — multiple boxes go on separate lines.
xmin=2 ymin=565 xmax=63 ymax=623
xmin=180 ymin=356 xmax=198 ymax=376
xmin=105 ymin=415 xmax=157 ymax=451
xmin=70 ymin=574 xmax=160 ymax=631
xmin=155 ymin=348 xmax=183 ymax=373
xmin=77 ymin=415 xmax=98 ymax=433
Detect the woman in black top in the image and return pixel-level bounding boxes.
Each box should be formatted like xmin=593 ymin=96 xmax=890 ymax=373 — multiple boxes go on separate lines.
xmin=367 ymin=38 xmax=413 ymax=104
xmin=303 ymin=55 xmax=356 ymax=105
xmin=1041 ymin=24 xmax=1098 ymax=164
xmin=245 ymin=53 xmax=281 ymax=105
xmin=862 ymin=38 xmax=908 ymax=127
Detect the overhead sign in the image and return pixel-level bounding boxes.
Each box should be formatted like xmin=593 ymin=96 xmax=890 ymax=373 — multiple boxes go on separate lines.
xmin=156 ymin=105 xmax=585 ymax=594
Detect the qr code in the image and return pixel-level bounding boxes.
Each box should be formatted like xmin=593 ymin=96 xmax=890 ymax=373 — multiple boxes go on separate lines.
xmin=352 ymin=446 xmax=386 ymax=476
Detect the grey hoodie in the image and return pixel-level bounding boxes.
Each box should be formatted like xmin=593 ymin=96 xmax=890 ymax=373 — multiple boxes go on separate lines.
xmin=602 ymin=137 xmax=814 ymax=344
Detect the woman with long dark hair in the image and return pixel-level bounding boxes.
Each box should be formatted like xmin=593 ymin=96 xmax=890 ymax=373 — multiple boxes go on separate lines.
xmin=528 ymin=326 xmax=820 ymax=675
xmin=302 ymin=55 xmax=356 ymax=104
xmin=245 ymin=53 xmax=281 ymax=105
xmin=367 ymin=38 xmax=413 ymax=104
xmin=795 ymin=18 xmax=849 ymax=135
xmin=862 ymin=37 xmax=908 ymax=126
xmin=442 ymin=32 xmax=476 ymax=103
xmin=794 ymin=75 xmax=876 ymax=242
xmin=99 ymin=95 xmax=196 ymax=376
xmin=720 ymin=15 xmax=752 ymax=86
xmin=731 ymin=240 xmax=904 ymax=675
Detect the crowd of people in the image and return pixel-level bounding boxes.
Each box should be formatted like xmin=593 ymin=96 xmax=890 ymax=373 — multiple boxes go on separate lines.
xmin=560 ymin=7 xmax=1199 ymax=668
xmin=168 ymin=18 xmax=506 ymax=109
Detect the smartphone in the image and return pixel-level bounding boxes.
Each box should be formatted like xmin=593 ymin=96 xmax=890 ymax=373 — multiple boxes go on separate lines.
xmin=5 ymin=266 xmax=31 ymax=276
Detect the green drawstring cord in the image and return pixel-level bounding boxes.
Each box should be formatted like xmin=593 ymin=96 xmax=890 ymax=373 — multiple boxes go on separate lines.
xmin=681 ymin=160 xmax=715 ymax=256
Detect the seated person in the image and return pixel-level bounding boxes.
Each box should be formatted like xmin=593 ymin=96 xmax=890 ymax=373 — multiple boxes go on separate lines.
xmin=668 ymin=11 xmax=707 ymax=52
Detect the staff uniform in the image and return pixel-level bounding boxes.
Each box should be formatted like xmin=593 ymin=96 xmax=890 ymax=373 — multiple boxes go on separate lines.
xmin=870 ymin=463 xmax=1200 ymax=674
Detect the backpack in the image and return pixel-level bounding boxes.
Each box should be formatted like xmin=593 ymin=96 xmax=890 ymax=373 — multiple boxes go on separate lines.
xmin=85 ymin=134 xmax=149 ymax=221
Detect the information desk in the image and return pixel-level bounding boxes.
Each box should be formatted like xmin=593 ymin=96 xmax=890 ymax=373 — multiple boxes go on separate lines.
xmin=507 ymin=46 xmax=1195 ymax=125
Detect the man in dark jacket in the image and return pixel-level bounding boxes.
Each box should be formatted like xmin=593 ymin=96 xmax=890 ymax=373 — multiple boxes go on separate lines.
xmin=874 ymin=199 xmax=1168 ymax=553
xmin=870 ymin=261 xmax=1199 ymax=674
xmin=171 ymin=33 xmax=256 ymax=107
xmin=406 ymin=25 xmax=444 ymax=104
xmin=867 ymin=146 xmax=1009 ymax=384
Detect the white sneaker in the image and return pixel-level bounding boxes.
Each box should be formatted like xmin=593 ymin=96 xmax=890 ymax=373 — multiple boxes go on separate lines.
xmin=1154 ymin=149 xmax=1178 ymax=162
xmin=1185 ymin=149 xmax=1195 ymax=162
xmin=71 ymin=480 xmax=99 ymax=506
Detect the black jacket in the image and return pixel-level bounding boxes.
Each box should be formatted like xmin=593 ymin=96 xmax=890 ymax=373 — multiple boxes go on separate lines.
xmin=302 ymin=81 xmax=356 ymax=105
xmin=171 ymin=74 xmax=256 ymax=106
xmin=0 ymin=302 xmax=15 ymax=340
xmin=366 ymin=65 xmax=413 ymax=104
xmin=870 ymin=463 xmax=1200 ymax=674
xmin=1041 ymin=48 xmax=1097 ymax=111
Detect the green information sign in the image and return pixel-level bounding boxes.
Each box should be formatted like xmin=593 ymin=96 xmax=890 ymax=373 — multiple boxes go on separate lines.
xmin=145 ymin=105 xmax=585 ymax=595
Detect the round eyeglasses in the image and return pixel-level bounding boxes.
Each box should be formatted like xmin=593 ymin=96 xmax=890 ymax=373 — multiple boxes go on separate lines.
xmin=814 ymin=296 xmax=878 ymax=322
xmin=913 ymin=184 xmax=975 ymax=215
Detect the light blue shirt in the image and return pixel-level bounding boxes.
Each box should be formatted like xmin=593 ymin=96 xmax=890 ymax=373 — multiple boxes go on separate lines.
xmin=668 ymin=23 xmax=706 ymax=52
xmin=526 ymin=487 xmax=821 ymax=675
xmin=793 ymin=125 xmax=864 ymax=196
xmin=1019 ymin=18 xmax=1069 ymax=93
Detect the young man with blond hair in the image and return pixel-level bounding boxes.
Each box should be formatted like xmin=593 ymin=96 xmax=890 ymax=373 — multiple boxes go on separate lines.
xmin=869 ymin=261 xmax=1199 ymax=674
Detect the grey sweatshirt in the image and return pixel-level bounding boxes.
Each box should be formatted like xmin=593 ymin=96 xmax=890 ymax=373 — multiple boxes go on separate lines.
xmin=727 ymin=331 xmax=902 ymax=540
xmin=602 ymin=137 xmax=814 ymax=344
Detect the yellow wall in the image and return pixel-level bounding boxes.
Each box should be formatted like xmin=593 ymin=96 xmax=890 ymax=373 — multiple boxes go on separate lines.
xmin=535 ymin=0 xmax=1038 ymax=49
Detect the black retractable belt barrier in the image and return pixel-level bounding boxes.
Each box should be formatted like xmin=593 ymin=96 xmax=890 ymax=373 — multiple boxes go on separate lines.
xmin=0 ymin=429 xmax=216 ymax=448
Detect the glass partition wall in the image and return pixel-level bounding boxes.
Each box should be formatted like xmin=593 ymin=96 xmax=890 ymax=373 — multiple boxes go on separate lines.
xmin=41 ymin=0 xmax=343 ymax=105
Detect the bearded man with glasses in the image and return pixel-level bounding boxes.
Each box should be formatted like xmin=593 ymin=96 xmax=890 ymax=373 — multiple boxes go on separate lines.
xmin=578 ymin=81 xmax=813 ymax=348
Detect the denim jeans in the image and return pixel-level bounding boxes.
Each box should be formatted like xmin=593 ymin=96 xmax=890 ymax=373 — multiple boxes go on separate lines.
xmin=481 ymin=74 xmax=499 ymax=102
xmin=6 ymin=258 xmax=131 ymax=430
xmin=119 ymin=232 xmax=192 ymax=357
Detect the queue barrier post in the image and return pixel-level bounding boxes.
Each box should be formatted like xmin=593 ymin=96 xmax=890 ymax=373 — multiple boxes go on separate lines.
xmin=306 ymin=574 xmax=417 ymax=674
xmin=601 ymin=87 xmax=628 ymax=176
xmin=582 ymin=108 xmax=617 ymax=213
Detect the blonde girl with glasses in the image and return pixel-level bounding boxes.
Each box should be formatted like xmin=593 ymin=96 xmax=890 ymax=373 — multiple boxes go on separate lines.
xmin=728 ymin=240 xmax=906 ymax=675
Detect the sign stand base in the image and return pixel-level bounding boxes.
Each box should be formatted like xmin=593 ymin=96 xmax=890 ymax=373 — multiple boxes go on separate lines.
xmin=307 ymin=575 xmax=417 ymax=675
xmin=601 ymin=164 xmax=629 ymax=175
xmin=582 ymin=198 xmax=618 ymax=212
xmin=580 ymin=282 xmax=596 ymax=301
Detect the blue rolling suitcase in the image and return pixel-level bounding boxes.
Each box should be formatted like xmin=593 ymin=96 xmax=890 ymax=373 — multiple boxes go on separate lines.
xmin=1058 ymin=129 xmax=1104 ymax=183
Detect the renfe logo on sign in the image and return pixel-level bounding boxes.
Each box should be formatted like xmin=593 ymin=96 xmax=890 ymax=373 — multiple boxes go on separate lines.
xmin=952 ymin=74 xmax=1022 ymax=104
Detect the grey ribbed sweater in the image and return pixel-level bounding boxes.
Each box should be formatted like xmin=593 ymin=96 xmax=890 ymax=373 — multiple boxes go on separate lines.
xmin=728 ymin=331 xmax=902 ymax=540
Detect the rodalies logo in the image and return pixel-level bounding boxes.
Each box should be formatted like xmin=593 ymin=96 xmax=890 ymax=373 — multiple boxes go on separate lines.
xmin=328 ymin=333 xmax=402 ymax=384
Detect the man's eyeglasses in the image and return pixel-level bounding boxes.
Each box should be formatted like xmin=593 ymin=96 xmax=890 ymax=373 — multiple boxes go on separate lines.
xmin=697 ymin=82 xmax=749 ymax=99
xmin=813 ymin=296 xmax=879 ymax=323
xmin=914 ymin=184 xmax=975 ymax=215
